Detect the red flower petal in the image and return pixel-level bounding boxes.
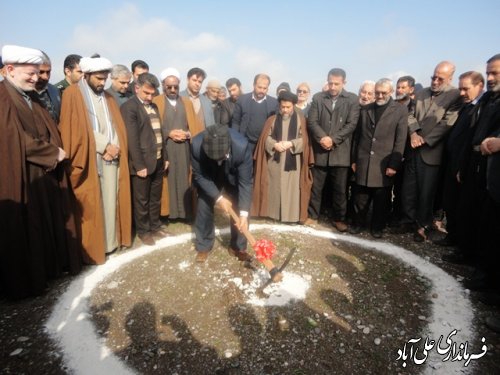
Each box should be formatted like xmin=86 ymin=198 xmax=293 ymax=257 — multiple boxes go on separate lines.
xmin=254 ymin=239 xmax=276 ymax=262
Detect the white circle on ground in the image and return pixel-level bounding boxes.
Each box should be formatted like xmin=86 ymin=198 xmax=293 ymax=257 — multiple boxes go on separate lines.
xmin=45 ymin=224 xmax=476 ymax=375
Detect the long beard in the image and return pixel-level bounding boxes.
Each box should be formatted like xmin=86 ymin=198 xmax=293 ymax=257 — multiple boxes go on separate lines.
xmin=281 ymin=113 xmax=291 ymax=121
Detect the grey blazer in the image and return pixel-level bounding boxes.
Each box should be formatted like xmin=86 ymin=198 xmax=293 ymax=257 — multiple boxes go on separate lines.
xmin=408 ymin=86 xmax=461 ymax=166
xmin=352 ymin=99 xmax=408 ymax=187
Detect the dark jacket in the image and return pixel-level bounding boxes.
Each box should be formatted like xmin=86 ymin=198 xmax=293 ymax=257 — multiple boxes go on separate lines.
xmin=121 ymin=96 xmax=166 ymax=175
xmin=352 ymin=99 xmax=408 ymax=187
xmin=191 ymin=128 xmax=253 ymax=211
xmin=407 ymin=86 xmax=461 ymax=166
xmin=231 ymin=93 xmax=278 ymax=143
xmin=307 ymin=89 xmax=360 ymax=167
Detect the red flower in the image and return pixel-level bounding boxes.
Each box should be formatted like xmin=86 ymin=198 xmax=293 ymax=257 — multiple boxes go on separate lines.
xmin=254 ymin=239 xmax=276 ymax=262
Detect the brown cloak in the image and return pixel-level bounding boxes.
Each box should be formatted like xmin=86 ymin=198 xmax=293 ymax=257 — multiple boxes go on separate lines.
xmin=59 ymin=84 xmax=131 ymax=265
xmin=251 ymin=110 xmax=314 ymax=223
xmin=0 ymin=80 xmax=81 ymax=299
xmin=153 ymin=95 xmax=203 ymax=216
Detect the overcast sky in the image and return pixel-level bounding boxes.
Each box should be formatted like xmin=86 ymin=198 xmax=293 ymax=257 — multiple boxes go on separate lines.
xmin=2 ymin=0 xmax=499 ymax=95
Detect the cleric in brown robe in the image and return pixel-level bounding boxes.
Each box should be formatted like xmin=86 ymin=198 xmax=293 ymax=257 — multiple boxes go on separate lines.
xmin=0 ymin=45 xmax=82 ymax=299
xmin=59 ymin=56 xmax=131 ymax=265
xmin=153 ymin=67 xmax=203 ymax=219
xmin=252 ymin=91 xmax=314 ymax=223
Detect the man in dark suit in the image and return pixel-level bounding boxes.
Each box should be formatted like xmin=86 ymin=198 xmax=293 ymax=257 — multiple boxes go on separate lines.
xmin=191 ymin=124 xmax=253 ymax=263
xmin=121 ymin=73 xmax=168 ymax=246
xmin=231 ymin=73 xmax=278 ymax=155
xmin=306 ymin=68 xmax=360 ymax=232
xmin=400 ymin=61 xmax=461 ymax=242
xmin=350 ymin=78 xmax=408 ymax=238
xmin=437 ymin=71 xmax=484 ymax=251
xmin=456 ymin=54 xmax=500 ymax=294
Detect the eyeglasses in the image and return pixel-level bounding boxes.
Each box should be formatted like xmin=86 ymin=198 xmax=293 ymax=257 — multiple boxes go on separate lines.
xmin=165 ymin=85 xmax=179 ymax=90
xmin=297 ymin=89 xmax=309 ymax=94
xmin=431 ymin=76 xmax=445 ymax=83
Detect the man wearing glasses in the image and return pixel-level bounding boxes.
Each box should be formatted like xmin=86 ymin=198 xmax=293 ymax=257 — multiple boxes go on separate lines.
xmin=153 ymin=68 xmax=203 ymax=222
xmin=350 ymin=78 xmax=408 ymax=238
xmin=400 ymin=61 xmax=461 ymax=242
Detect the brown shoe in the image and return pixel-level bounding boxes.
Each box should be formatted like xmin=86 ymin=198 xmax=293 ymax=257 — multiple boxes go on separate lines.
xmin=195 ymin=251 xmax=210 ymax=263
xmin=333 ymin=221 xmax=348 ymax=232
xmin=228 ymin=248 xmax=253 ymax=262
xmin=151 ymin=228 xmax=171 ymax=239
xmin=304 ymin=218 xmax=318 ymax=227
xmin=138 ymin=233 xmax=155 ymax=246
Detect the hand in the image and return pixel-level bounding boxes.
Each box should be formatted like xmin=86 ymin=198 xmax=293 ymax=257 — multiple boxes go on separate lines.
xmin=320 ymin=136 xmax=333 ymax=150
xmin=236 ymin=216 xmax=248 ymax=233
xmin=410 ymin=133 xmax=425 ymax=149
xmin=169 ymin=129 xmax=188 ymax=142
xmin=137 ymin=168 xmax=147 ymax=178
xmin=106 ymin=143 xmax=120 ymax=159
xmin=456 ymin=171 xmax=461 ymax=184
xmin=102 ymin=152 xmax=114 ymax=161
xmin=480 ymin=137 xmax=500 ymax=155
xmin=273 ymin=141 xmax=286 ymax=153
xmin=57 ymin=147 xmax=66 ymax=162
xmin=385 ymin=167 xmax=397 ymax=177
xmin=216 ymin=196 xmax=232 ymax=214
xmin=351 ymin=163 xmax=356 ymax=173
xmin=164 ymin=160 xmax=169 ymax=171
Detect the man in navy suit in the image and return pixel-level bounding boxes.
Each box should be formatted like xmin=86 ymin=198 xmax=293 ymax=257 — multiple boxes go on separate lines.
xmin=191 ymin=124 xmax=253 ymax=263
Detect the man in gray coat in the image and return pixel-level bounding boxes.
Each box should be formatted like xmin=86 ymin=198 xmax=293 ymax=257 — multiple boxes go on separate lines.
xmin=350 ymin=78 xmax=408 ymax=238
xmin=400 ymin=61 xmax=461 ymax=242
xmin=306 ymin=68 xmax=360 ymax=232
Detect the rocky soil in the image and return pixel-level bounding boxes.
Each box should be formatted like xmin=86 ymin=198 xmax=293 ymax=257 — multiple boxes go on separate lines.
xmin=1 ymin=218 xmax=499 ymax=375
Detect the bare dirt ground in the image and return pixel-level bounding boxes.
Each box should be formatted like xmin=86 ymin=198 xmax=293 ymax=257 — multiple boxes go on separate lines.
xmin=1 ymin=217 xmax=499 ymax=375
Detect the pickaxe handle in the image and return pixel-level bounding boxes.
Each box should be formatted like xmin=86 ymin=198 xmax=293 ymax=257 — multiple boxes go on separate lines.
xmin=226 ymin=205 xmax=283 ymax=282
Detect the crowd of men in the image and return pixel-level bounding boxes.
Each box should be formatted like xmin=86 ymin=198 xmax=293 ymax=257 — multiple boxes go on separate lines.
xmin=0 ymin=44 xmax=499 ymax=332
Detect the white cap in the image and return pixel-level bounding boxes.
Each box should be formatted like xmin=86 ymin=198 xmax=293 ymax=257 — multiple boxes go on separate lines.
xmin=1 ymin=44 xmax=44 ymax=65
xmin=80 ymin=56 xmax=113 ymax=73
xmin=160 ymin=67 xmax=180 ymax=81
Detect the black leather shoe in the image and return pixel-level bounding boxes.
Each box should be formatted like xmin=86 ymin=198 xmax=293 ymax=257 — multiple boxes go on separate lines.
xmin=485 ymin=316 xmax=500 ymax=333
xmin=463 ymin=277 xmax=489 ymax=291
xmin=434 ymin=235 xmax=456 ymax=247
xmin=349 ymin=225 xmax=362 ymax=235
xmin=478 ymin=291 xmax=500 ymax=307
xmin=371 ymin=230 xmax=383 ymax=239
xmin=441 ymin=251 xmax=471 ymax=265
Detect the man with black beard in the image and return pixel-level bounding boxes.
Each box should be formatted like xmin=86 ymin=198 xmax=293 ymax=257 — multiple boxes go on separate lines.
xmin=33 ymin=51 xmax=61 ymax=123
xmin=388 ymin=75 xmax=416 ymax=229
xmin=350 ymin=78 xmax=407 ymax=238
xmin=59 ymin=56 xmax=132 ymax=264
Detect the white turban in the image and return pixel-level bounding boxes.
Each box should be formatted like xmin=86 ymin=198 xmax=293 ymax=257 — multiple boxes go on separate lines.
xmin=160 ymin=67 xmax=180 ymax=81
xmin=80 ymin=56 xmax=113 ymax=73
xmin=1 ymin=44 xmax=44 ymax=65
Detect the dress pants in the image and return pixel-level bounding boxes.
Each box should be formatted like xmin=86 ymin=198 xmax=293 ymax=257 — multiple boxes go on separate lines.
xmin=308 ymin=166 xmax=349 ymax=221
xmin=352 ymin=185 xmax=391 ymax=231
xmin=131 ymin=159 xmax=163 ymax=235
xmin=401 ymin=150 xmax=440 ymax=228
xmin=194 ymin=187 xmax=247 ymax=252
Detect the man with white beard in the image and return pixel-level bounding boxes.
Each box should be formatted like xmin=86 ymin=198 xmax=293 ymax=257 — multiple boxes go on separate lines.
xmin=349 ymin=78 xmax=408 ymax=238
